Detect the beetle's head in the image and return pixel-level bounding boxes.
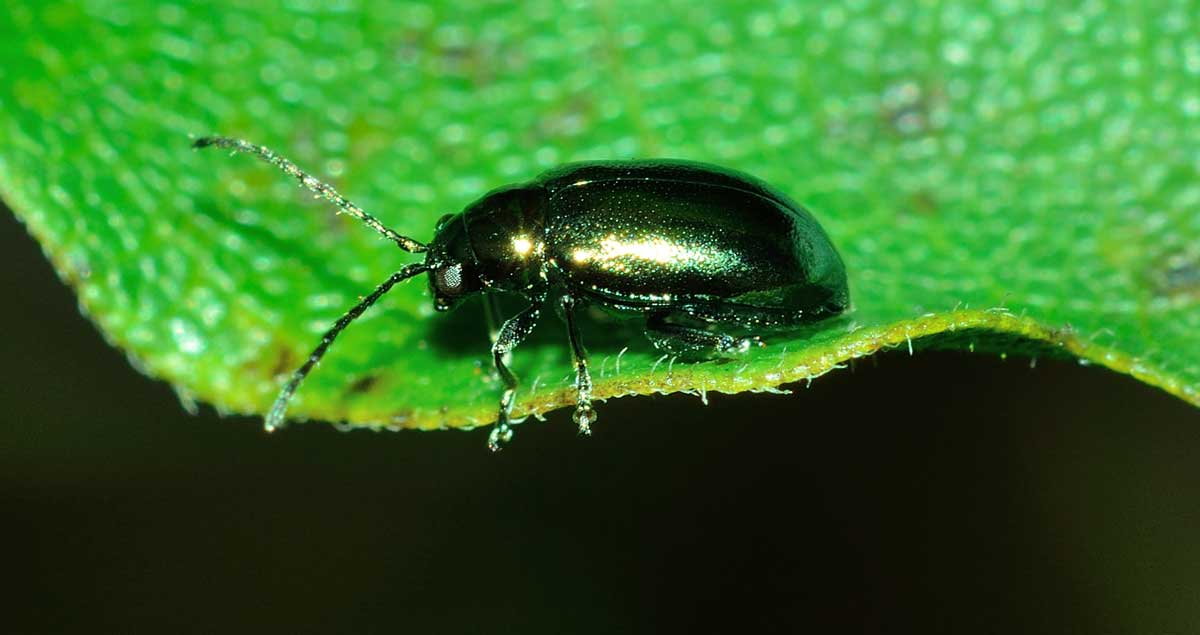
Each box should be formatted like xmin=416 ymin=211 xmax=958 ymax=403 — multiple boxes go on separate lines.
xmin=425 ymin=212 xmax=484 ymax=312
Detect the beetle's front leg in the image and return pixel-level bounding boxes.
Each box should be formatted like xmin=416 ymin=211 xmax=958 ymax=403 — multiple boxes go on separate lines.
xmin=559 ymin=294 xmax=596 ymax=436
xmin=488 ymin=295 xmax=545 ymax=452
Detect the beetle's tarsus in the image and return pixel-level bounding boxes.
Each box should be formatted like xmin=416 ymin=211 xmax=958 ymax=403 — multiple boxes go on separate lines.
xmin=571 ymin=374 xmax=595 ymax=436
xmin=487 ymin=421 xmax=513 ymax=452
xmin=572 ymin=403 xmax=596 ymax=436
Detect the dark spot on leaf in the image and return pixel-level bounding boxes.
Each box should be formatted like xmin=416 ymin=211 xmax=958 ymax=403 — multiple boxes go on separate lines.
xmin=269 ymin=347 xmax=295 ymax=378
xmin=1150 ymin=250 xmax=1200 ymax=301
xmin=535 ymin=95 xmax=596 ymax=141
xmin=419 ymin=33 xmax=523 ymax=89
xmin=879 ymin=80 xmax=947 ymax=138
xmin=906 ymin=189 xmax=939 ymax=215
xmin=347 ymin=374 xmax=381 ymax=395
xmin=238 ymin=344 xmax=295 ymax=383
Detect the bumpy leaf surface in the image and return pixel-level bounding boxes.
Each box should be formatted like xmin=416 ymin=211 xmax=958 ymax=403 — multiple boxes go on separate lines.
xmin=1 ymin=2 xmax=1197 ymax=430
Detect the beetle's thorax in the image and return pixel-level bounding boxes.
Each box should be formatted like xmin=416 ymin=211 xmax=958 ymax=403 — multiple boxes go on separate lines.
xmin=460 ymin=183 xmax=550 ymax=292
xmin=426 ymin=183 xmax=550 ymax=311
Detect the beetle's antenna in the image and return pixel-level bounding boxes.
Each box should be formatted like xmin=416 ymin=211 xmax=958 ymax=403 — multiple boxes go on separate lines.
xmin=265 ymin=261 xmax=430 ymax=432
xmin=193 ymin=135 xmax=428 ymax=253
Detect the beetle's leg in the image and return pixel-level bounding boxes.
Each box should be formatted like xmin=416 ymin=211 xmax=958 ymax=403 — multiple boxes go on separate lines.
xmin=559 ymin=295 xmax=596 ymax=436
xmin=644 ymin=312 xmax=764 ymax=358
xmin=265 ymin=262 xmax=429 ymax=432
xmin=489 ymin=296 xmax=545 ymax=452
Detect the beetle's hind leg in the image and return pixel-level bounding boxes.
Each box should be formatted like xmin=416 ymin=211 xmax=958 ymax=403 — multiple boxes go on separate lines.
xmin=644 ymin=312 xmax=764 ymax=358
xmin=559 ymin=295 xmax=596 ymax=436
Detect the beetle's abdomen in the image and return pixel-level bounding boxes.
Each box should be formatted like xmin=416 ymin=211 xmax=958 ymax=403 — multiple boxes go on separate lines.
xmin=540 ymin=162 xmax=847 ymax=316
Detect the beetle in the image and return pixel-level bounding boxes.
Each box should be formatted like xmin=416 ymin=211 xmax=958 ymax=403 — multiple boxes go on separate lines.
xmin=193 ymin=136 xmax=850 ymax=450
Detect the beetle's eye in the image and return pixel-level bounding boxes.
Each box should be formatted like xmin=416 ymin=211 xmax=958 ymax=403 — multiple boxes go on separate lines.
xmin=435 ymin=213 xmax=455 ymax=231
xmin=435 ymin=263 xmax=464 ymax=296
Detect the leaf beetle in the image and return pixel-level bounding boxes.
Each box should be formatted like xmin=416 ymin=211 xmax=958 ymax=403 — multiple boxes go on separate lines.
xmin=194 ymin=136 xmax=850 ymax=450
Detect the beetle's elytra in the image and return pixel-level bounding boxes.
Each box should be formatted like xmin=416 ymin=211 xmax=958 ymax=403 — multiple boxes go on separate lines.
xmin=194 ymin=136 xmax=850 ymax=450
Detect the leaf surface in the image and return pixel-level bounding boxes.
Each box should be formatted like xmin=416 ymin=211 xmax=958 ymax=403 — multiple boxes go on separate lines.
xmin=1 ymin=2 xmax=1197 ymax=430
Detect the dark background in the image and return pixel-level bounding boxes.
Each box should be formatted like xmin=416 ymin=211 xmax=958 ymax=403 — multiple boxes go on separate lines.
xmin=4 ymin=202 xmax=1199 ymax=634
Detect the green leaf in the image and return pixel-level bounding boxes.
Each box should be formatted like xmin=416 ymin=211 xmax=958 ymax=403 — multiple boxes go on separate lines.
xmin=1 ymin=2 xmax=1197 ymax=431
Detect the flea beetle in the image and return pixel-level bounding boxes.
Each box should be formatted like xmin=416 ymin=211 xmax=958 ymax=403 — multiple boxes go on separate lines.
xmin=193 ymin=136 xmax=850 ymax=450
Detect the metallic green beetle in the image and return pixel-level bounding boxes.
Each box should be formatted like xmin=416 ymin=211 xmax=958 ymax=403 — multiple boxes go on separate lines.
xmin=195 ymin=137 xmax=849 ymax=450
